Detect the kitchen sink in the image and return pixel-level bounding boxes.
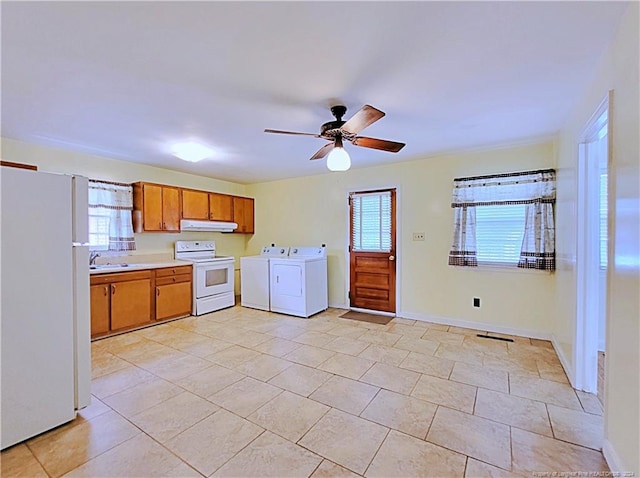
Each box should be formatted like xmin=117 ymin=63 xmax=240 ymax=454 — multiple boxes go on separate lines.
xmin=89 ymin=264 xmax=131 ymax=270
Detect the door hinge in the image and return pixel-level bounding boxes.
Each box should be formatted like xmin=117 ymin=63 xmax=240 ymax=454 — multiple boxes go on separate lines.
xmin=348 ymin=245 xmax=351 ymax=252
xmin=348 ymin=290 xmax=351 ymax=299
xmin=348 ymin=196 xmax=351 ymax=206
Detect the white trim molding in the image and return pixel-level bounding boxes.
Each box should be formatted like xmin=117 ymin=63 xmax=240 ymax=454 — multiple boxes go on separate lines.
xmin=602 ymin=439 xmax=628 ymax=474
xmin=551 ymin=334 xmax=576 ymax=388
xmin=397 ymin=310 xmax=552 ymax=341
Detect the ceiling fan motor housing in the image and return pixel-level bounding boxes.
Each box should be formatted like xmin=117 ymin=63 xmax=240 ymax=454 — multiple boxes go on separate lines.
xmin=320 ymin=105 xmax=348 ymax=138
xmin=320 ymin=120 xmax=346 ymax=138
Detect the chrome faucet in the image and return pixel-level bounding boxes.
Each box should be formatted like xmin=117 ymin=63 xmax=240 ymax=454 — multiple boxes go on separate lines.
xmin=89 ymin=251 xmax=100 ymax=265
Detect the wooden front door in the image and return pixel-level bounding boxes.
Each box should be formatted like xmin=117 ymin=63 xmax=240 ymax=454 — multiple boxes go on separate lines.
xmin=349 ymin=189 xmax=396 ymax=313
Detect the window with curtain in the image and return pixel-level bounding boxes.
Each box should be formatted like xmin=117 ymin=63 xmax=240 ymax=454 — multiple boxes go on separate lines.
xmin=448 ymin=169 xmax=556 ymax=270
xmin=351 ymin=191 xmax=392 ymax=252
xmin=88 ymin=180 xmax=136 ymax=252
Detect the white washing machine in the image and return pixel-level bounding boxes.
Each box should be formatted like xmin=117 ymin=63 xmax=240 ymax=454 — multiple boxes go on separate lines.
xmin=269 ymin=245 xmax=328 ymax=318
xmin=240 ymin=245 xmax=289 ymax=311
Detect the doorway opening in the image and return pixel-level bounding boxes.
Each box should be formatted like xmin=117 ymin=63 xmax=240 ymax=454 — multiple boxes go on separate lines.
xmin=575 ymin=92 xmax=611 ymax=404
xmin=348 ymin=188 xmax=397 ymax=315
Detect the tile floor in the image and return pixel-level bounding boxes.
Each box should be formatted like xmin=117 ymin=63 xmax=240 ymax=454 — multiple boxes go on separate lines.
xmin=2 ymin=306 xmax=608 ymax=477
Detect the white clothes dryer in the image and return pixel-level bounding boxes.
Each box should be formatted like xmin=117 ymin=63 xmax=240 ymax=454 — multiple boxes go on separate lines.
xmin=269 ymin=245 xmax=328 ymax=318
xmin=240 ymin=245 xmax=289 ymax=311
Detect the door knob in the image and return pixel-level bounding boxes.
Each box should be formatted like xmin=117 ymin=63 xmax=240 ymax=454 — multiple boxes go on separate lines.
xmin=389 ymin=255 xmax=395 ymax=261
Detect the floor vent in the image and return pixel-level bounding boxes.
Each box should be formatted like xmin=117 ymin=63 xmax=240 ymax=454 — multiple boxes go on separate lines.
xmin=476 ymin=334 xmax=514 ymax=342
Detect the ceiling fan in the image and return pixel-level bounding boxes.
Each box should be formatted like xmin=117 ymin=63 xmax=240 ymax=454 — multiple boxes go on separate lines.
xmin=264 ymin=104 xmax=405 ymax=171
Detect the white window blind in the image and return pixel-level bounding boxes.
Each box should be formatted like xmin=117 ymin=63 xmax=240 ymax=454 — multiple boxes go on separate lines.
xmin=89 ymin=214 xmax=110 ymax=250
xmin=351 ymin=191 xmax=392 ymax=252
xmin=475 ymin=204 xmax=526 ymax=265
xmin=600 ymin=173 xmax=608 ymax=269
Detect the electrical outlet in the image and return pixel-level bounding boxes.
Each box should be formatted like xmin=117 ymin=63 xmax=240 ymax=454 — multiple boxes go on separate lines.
xmin=473 ymin=297 xmax=480 ymax=308
xmin=413 ymin=232 xmax=425 ymax=241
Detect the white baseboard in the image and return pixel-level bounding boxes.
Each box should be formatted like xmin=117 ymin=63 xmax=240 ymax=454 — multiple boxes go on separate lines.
xmin=602 ymin=439 xmax=627 ymax=473
xmin=328 ymin=301 xmax=349 ymax=310
xmin=397 ymin=310 xmax=552 ymax=341
xmin=550 ymin=334 xmax=576 ymax=388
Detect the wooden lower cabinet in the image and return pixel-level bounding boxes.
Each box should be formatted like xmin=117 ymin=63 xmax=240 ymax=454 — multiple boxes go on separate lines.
xmin=90 ymin=270 xmax=153 ymax=338
xmin=156 ymin=281 xmax=192 ymax=320
xmin=90 ymin=284 xmax=110 ymax=336
xmin=90 ymin=266 xmax=192 ymax=339
xmin=155 ymin=266 xmax=193 ymax=320
xmin=110 ymin=279 xmax=152 ymax=330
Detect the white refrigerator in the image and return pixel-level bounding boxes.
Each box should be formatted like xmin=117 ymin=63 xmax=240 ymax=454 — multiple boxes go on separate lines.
xmin=1 ymin=167 xmax=91 ymax=450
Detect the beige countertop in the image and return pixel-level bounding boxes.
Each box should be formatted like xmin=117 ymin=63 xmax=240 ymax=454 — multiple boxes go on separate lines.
xmin=89 ymin=260 xmax=191 ymax=275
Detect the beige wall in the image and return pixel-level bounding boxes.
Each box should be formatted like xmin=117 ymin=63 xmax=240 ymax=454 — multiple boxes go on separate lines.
xmin=555 ymin=3 xmax=639 ymax=472
xmin=247 ymin=141 xmax=557 ymax=337
xmin=0 ymin=138 xmax=250 ymax=292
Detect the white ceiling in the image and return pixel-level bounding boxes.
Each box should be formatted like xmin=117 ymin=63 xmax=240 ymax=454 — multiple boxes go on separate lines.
xmin=1 ymin=1 xmax=628 ymax=184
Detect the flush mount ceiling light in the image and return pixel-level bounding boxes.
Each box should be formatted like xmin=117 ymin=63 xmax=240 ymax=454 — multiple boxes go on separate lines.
xmin=171 ymin=141 xmax=214 ymax=163
xmin=326 ymin=136 xmax=351 ymax=171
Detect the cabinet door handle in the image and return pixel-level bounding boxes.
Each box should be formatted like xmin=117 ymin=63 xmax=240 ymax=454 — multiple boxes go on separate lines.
xmin=172 ymin=277 xmax=176 ymax=282
xmin=158 ymin=222 xmax=162 ymax=229
xmin=162 ymin=222 xmax=166 ymax=230
xmin=103 ymin=286 xmax=108 ymax=296
xmin=111 ymin=284 xmax=116 ymax=295
xmin=156 ymin=288 xmax=160 ymax=296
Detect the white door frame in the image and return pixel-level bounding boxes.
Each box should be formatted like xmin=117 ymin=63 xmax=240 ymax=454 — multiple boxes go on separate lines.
xmin=574 ymin=91 xmax=611 ymax=392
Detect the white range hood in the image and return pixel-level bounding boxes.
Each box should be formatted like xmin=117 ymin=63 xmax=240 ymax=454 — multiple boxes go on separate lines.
xmin=180 ymin=220 xmax=238 ymax=232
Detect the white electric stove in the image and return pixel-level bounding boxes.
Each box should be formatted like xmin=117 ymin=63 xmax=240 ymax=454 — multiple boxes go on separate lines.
xmin=174 ymin=241 xmax=235 ymax=315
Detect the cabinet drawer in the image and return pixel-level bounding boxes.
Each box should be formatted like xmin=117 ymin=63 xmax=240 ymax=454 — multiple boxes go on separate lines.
xmin=90 ymin=270 xmax=152 ymax=285
xmin=155 ymin=273 xmax=192 ymax=286
xmin=155 ymin=266 xmax=192 ymax=278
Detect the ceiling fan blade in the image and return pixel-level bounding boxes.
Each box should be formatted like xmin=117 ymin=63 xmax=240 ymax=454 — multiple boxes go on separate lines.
xmin=264 ymin=129 xmax=320 ymax=137
xmin=310 ymin=142 xmax=334 ymax=160
xmin=352 ymin=136 xmax=406 ymax=153
xmin=340 ymin=105 xmax=385 ymax=135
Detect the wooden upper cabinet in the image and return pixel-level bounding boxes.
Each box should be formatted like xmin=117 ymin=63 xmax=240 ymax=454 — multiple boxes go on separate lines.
xmin=182 ymin=189 xmax=209 ymax=220
xmin=233 ymin=197 xmax=254 ymax=234
xmin=133 ymin=181 xmax=254 ymax=234
xmin=140 ymin=183 xmax=163 ymax=231
xmin=209 ymin=193 xmax=234 ymax=222
xmin=162 ymin=186 xmax=181 ymax=231
xmin=133 ymin=182 xmax=181 ymax=232
xmin=182 ymin=189 xmax=233 ymax=222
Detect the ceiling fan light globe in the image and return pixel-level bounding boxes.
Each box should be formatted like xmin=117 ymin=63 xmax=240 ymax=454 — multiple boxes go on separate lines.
xmin=326 ymin=147 xmax=351 ymax=171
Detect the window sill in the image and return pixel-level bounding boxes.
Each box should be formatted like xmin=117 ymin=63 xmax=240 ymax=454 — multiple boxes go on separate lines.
xmin=464 ymin=263 xmax=554 ymax=274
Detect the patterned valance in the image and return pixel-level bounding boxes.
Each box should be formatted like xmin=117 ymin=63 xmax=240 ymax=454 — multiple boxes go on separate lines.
xmin=88 ymin=180 xmax=134 ymax=210
xmin=451 ymin=169 xmax=556 ymax=207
